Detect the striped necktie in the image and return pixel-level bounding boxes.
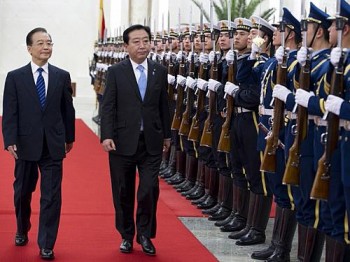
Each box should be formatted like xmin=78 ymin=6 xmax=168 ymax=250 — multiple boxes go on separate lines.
xmin=36 ymin=68 xmax=46 ymax=108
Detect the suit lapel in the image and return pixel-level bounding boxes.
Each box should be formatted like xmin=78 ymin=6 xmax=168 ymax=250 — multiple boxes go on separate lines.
xmin=44 ymin=64 xmax=58 ymax=110
xmin=123 ymin=59 xmax=142 ymax=101
xmin=21 ymin=63 xmax=42 ymax=108
xmin=144 ymin=59 xmax=157 ymax=102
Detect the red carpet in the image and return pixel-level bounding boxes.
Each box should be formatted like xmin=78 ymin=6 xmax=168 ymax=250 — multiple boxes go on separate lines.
xmin=0 ymin=119 xmax=217 ymax=262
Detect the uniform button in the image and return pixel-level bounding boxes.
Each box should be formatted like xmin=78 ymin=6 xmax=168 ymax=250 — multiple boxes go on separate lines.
xmin=345 ymin=137 xmax=348 ymax=142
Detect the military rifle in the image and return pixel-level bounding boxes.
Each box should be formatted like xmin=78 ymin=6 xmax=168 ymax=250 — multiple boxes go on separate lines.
xmin=310 ymin=8 xmax=346 ymax=201
xmin=283 ymin=6 xmax=310 ymax=186
xmin=260 ymin=17 xmax=288 ymax=173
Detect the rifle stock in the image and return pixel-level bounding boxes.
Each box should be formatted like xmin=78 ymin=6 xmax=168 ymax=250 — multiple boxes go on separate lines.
xmin=260 ymin=60 xmax=287 ymax=172
xmin=171 ymin=61 xmax=185 ymax=130
xmin=217 ymin=58 xmax=236 ymax=152
xmin=188 ymin=63 xmax=207 ymax=142
xmin=310 ymin=54 xmax=344 ymax=200
xmin=283 ymin=60 xmax=310 ymax=186
xmin=200 ymin=56 xmax=218 ymax=147
xmin=179 ymin=54 xmax=195 ymax=136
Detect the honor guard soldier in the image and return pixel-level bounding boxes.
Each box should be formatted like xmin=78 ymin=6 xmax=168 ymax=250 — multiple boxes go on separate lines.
xmin=252 ymin=8 xmax=300 ymax=261
xmin=201 ymin=20 xmax=235 ymax=222
xmin=301 ymin=0 xmax=350 ymax=260
xmin=285 ymin=3 xmax=331 ymax=261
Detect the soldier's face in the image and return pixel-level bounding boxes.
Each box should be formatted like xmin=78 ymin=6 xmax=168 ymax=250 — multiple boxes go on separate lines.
xmin=204 ymin=33 xmax=212 ymax=50
xmin=273 ymin=29 xmax=281 ymax=46
xmin=219 ymin=32 xmax=230 ymax=50
xmin=234 ymin=30 xmax=249 ymax=51
xmin=328 ymin=21 xmax=337 ymax=46
xmin=124 ymin=29 xmax=151 ymax=63
xmin=27 ymin=32 xmax=53 ymax=65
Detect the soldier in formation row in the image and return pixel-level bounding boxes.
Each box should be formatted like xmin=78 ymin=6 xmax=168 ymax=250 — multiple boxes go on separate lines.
xmin=89 ymin=1 xmax=350 ymax=261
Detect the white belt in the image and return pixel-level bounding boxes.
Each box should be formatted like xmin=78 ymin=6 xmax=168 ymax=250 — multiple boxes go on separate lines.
xmin=315 ymin=117 xmax=350 ymax=129
xmin=259 ymin=105 xmax=273 ymax=116
xmin=287 ymin=111 xmax=316 ymax=121
xmin=234 ymin=107 xmax=252 ymax=114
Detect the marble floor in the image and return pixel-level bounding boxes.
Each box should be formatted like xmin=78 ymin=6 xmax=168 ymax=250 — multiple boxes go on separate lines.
xmin=0 ymin=94 xmax=323 ymax=262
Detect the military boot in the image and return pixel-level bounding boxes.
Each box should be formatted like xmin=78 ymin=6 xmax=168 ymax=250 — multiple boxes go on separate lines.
xmin=267 ymin=208 xmax=297 ymax=262
xmin=197 ymin=168 xmax=218 ymax=209
xmin=177 ymin=155 xmax=197 ymax=193
xmin=251 ymin=205 xmax=283 ymax=260
xmin=302 ymin=226 xmax=324 ymax=262
xmin=160 ymin=145 xmax=176 ymax=179
xmin=184 ymin=160 xmax=204 ymax=197
xmin=191 ymin=165 xmax=211 ymax=205
xmin=166 ymin=151 xmax=186 ymax=185
xmin=236 ymin=193 xmax=272 ymax=245
xmin=222 ymin=187 xmax=250 ymax=233
xmin=208 ymin=176 xmax=233 ymax=221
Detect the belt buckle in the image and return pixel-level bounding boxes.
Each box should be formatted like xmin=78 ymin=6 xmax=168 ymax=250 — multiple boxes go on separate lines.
xmin=345 ymin=120 xmax=350 ymax=131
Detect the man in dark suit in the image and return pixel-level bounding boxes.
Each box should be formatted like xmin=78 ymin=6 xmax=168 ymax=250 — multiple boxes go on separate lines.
xmin=101 ymin=24 xmax=171 ymax=256
xmin=2 ymin=27 xmax=75 ymax=260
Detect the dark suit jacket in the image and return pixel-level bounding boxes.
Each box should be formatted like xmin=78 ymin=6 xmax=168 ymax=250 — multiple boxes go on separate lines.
xmin=101 ymin=58 xmax=171 ymax=156
xmin=2 ymin=63 xmax=75 ymax=161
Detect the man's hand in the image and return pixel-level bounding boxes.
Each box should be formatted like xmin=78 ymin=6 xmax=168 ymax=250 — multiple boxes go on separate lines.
xmin=65 ymin=143 xmax=74 ymax=153
xmin=102 ymin=139 xmax=116 ymax=152
xmin=7 ymin=145 xmax=18 ymax=159
xmin=163 ymin=139 xmax=171 ymax=152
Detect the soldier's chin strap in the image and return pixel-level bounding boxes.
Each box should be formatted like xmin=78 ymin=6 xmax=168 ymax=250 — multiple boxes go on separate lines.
xmin=309 ymin=23 xmax=321 ymax=49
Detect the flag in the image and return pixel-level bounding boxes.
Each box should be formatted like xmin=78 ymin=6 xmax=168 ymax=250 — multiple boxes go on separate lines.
xmin=99 ymin=0 xmax=105 ymax=41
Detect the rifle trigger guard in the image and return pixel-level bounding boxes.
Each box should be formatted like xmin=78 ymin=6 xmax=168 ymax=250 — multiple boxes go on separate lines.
xmin=291 ymin=124 xmax=297 ymax=135
xmin=320 ymin=132 xmax=327 ymax=145
xmin=268 ymin=117 xmax=273 ymax=127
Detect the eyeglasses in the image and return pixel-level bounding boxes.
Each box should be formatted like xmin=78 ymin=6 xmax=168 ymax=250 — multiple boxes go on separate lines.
xmin=32 ymin=42 xmax=54 ymax=48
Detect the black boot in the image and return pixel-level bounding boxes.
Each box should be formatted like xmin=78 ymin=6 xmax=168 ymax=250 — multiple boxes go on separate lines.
xmin=216 ymin=183 xmax=238 ymax=227
xmin=251 ymin=205 xmax=282 ymax=260
xmin=186 ymin=160 xmax=205 ymax=199
xmin=160 ymin=145 xmax=176 ymax=178
xmin=303 ymin=226 xmax=324 ymax=262
xmin=208 ymin=176 xmax=233 ymax=221
xmin=267 ymin=208 xmax=297 ymax=262
xmin=197 ymin=168 xmax=218 ymax=209
xmin=202 ymin=202 xmax=222 ymax=215
xmin=177 ymin=155 xmax=197 ymax=192
xmin=297 ymin=223 xmax=308 ymax=261
xmin=228 ymin=190 xmax=255 ymax=240
xmin=192 ymin=165 xmax=211 ymax=205
xmin=215 ymin=210 xmax=235 ymax=227
xmin=167 ymin=151 xmax=186 ymax=185
xmin=236 ymin=193 xmax=272 ymax=246
xmin=223 ymin=187 xmax=250 ymax=233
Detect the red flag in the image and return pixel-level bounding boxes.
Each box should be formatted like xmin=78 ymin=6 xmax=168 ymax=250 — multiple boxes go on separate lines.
xmin=99 ymin=0 xmax=105 ymax=40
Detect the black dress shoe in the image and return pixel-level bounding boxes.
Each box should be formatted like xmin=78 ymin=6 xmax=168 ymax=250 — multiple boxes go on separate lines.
xmin=120 ymin=239 xmax=133 ymax=253
xmin=15 ymin=233 xmax=28 ymax=246
xmin=40 ymin=248 xmax=55 ymax=260
xmin=137 ymin=235 xmax=156 ymax=256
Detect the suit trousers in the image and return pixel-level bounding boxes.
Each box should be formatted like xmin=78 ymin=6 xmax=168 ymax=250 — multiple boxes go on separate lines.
xmin=14 ymin=138 xmax=63 ymax=249
xmin=109 ymin=132 xmax=161 ymax=240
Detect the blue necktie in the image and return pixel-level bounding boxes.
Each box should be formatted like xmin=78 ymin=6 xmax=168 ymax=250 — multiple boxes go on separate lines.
xmin=137 ymin=65 xmax=147 ymax=100
xmin=36 ymin=68 xmax=46 ymax=108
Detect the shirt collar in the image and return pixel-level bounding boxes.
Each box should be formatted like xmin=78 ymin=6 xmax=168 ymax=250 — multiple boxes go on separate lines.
xmin=31 ymin=61 xmax=49 ymax=74
xmin=130 ymin=58 xmax=148 ymax=72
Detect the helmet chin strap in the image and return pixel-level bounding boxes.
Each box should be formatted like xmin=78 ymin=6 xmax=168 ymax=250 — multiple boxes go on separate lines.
xmin=309 ymin=24 xmax=321 ymax=49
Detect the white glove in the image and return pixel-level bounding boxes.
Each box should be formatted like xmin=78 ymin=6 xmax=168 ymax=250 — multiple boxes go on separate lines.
xmin=325 ymin=95 xmax=344 ymax=115
xmin=187 ymin=52 xmax=199 ymax=63
xmin=224 ymin=81 xmax=239 ymax=97
xmin=186 ymin=76 xmax=197 ymax=90
xmin=176 ymin=75 xmax=187 ymax=86
xmin=176 ymin=50 xmax=186 ymax=62
xmin=295 ymin=89 xmax=315 ymax=108
xmin=275 ymin=46 xmax=288 ymax=65
xmin=168 ymin=74 xmax=176 ymax=85
xmin=148 ymin=51 xmax=154 ymax=59
xmin=152 ymin=53 xmax=161 ymax=61
xmin=225 ymin=50 xmax=236 ymax=64
xmin=208 ymin=79 xmax=221 ymax=92
xmin=197 ymin=78 xmax=208 ymax=91
xmin=330 ymin=47 xmax=342 ymax=67
xmin=166 ymin=51 xmax=176 ymax=62
xmin=297 ymin=47 xmax=308 ymax=66
xmin=209 ymin=51 xmax=221 ymax=63
xmin=199 ymin=52 xmax=209 ymax=64
xmin=272 ymin=84 xmax=291 ymax=103
xmin=249 ymin=42 xmax=261 ymax=60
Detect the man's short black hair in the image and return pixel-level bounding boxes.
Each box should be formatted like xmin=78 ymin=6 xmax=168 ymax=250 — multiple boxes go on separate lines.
xmin=123 ymin=24 xmax=151 ymax=44
xmin=26 ymin=27 xmax=51 ymax=46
